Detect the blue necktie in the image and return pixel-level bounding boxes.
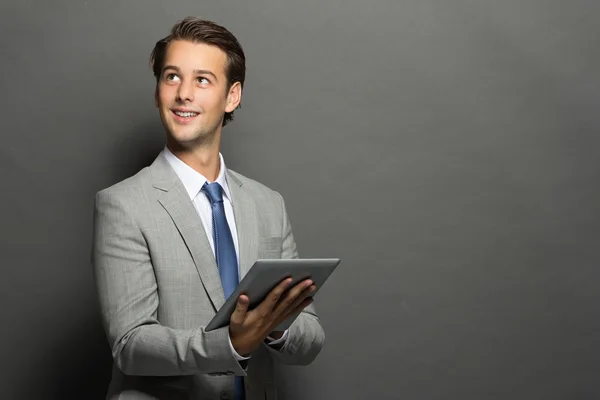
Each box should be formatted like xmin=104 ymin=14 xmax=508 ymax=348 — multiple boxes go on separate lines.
xmin=202 ymin=182 xmax=245 ymax=400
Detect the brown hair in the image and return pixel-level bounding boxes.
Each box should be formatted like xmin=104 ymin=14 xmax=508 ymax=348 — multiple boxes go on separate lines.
xmin=150 ymin=17 xmax=246 ymax=126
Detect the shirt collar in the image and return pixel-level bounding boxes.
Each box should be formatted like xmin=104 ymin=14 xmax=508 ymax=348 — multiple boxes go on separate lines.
xmin=162 ymin=146 xmax=233 ymax=203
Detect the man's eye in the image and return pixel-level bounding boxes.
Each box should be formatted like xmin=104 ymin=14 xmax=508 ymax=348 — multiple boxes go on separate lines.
xmin=197 ymin=77 xmax=209 ymax=84
xmin=165 ymin=74 xmax=180 ymax=82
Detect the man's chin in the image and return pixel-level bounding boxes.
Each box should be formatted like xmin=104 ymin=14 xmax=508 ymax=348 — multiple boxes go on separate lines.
xmin=166 ymin=129 xmax=217 ymax=148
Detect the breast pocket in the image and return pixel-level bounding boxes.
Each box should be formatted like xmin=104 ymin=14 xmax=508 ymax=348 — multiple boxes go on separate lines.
xmin=257 ymin=236 xmax=282 ymax=259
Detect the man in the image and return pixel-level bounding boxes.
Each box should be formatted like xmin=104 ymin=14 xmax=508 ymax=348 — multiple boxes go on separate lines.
xmin=92 ymin=17 xmax=325 ymax=400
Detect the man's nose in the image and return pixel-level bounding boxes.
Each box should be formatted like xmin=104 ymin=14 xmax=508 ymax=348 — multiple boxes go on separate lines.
xmin=176 ymin=80 xmax=194 ymax=103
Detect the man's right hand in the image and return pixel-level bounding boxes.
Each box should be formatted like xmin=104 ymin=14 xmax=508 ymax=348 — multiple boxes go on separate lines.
xmin=229 ymin=278 xmax=316 ymax=356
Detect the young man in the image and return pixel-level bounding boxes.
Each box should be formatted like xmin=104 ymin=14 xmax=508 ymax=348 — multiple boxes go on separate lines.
xmin=92 ymin=17 xmax=325 ymax=400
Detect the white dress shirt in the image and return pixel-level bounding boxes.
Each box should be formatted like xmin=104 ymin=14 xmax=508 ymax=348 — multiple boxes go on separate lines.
xmin=163 ymin=147 xmax=288 ymax=360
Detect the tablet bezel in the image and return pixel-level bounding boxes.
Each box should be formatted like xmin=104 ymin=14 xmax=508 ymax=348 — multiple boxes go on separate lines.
xmin=205 ymin=258 xmax=340 ymax=332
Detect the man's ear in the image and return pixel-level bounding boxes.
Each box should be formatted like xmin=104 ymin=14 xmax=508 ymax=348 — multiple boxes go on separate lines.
xmin=225 ymin=82 xmax=242 ymax=113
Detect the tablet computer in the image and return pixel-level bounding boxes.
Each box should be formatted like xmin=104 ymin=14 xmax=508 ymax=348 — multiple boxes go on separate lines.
xmin=205 ymin=258 xmax=340 ymax=332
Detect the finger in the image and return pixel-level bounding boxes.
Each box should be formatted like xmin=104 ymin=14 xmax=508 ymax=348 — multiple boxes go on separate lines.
xmin=273 ymin=280 xmax=314 ymax=316
xmin=279 ymin=284 xmax=316 ymax=316
xmin=230 ymin=294 xmax=250 ymax=325
xmin=286 ymin=279 xmax=313 ymax=302
xmin=257 ymin=278 xmax=293 ymax=315
xmin=281 ymin=297 xmax=314 ymax=321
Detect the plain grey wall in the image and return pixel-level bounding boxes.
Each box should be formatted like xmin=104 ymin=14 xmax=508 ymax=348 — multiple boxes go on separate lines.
xmin=1 ymin=1 xmax=599 ymax=399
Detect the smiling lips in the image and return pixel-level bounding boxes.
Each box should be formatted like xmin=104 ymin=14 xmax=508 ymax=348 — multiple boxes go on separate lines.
xmin=171 ymin=109 xmax=200 ymax=123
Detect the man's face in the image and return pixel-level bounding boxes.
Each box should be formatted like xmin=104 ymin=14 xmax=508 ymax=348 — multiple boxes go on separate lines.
xmin=155 ymin=40 xmax=241 ymax=146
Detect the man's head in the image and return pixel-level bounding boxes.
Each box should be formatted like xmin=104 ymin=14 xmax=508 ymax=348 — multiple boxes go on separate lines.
xmin=150 ymin=17 xmax=246 ymax=146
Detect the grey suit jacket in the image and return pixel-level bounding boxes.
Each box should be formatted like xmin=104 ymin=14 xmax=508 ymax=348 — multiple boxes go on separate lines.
xmin=92 ymin=153 xmax=325 ymax=400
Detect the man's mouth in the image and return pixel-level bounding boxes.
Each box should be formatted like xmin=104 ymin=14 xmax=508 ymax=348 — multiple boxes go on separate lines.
xmin=172 ymin=110 xmax=199 ymax=118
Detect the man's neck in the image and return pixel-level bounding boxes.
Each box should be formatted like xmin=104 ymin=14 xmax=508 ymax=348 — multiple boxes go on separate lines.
xmin=166 ymin=141 xmax=221 ymax=182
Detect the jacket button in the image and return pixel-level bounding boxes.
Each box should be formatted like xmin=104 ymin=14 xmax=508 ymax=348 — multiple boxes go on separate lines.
xmin=220 ymin=391 xmax=230 ymax=400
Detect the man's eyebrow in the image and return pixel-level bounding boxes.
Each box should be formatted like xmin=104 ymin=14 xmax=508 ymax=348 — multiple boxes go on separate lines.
xmin=162 ymin=65 xmax=218 ymax=82
xmin=194 ymin=69 xmax=218 ymax=82
xmin=162 ymin=65 xmax=180 ymax=73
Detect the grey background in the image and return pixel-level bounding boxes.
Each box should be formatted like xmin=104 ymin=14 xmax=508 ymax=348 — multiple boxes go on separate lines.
xmin=1 ymin=0 xmax=599 ymax=399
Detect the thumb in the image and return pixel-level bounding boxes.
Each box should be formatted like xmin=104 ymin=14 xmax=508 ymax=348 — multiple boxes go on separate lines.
xmin=230 ymin=294 xmax=249 ymax=325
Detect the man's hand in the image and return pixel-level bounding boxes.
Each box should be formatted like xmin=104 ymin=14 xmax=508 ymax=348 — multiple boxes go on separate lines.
xmin=229 ymin=278 xmax=316 ymax=356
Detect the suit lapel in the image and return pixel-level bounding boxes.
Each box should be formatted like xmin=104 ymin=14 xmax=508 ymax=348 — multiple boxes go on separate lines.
xmin=150 ymin=154 xmax=226 ymax=312
xmin=227 ymin=170 xmax=259 ymax=279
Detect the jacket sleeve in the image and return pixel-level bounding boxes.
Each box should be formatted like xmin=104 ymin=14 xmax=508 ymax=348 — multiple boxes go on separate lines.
xmin=92 ymin=189 xmax=246 ymax=376
xmin=263 ymin=192 xmax=326 ymax=365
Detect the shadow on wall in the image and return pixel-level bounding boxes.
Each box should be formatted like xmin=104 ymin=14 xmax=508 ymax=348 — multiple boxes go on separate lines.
xmin=41 ymin=123 xmax=164 ymax=400
xmin=104 ymin=121 xmax=166 ymax=187
xmin=45 ymin=316 xmax=113 ymax=400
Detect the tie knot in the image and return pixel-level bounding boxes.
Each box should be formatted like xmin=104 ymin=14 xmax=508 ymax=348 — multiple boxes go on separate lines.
xmin=202 ymin=182 xmax=224 ymax=204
